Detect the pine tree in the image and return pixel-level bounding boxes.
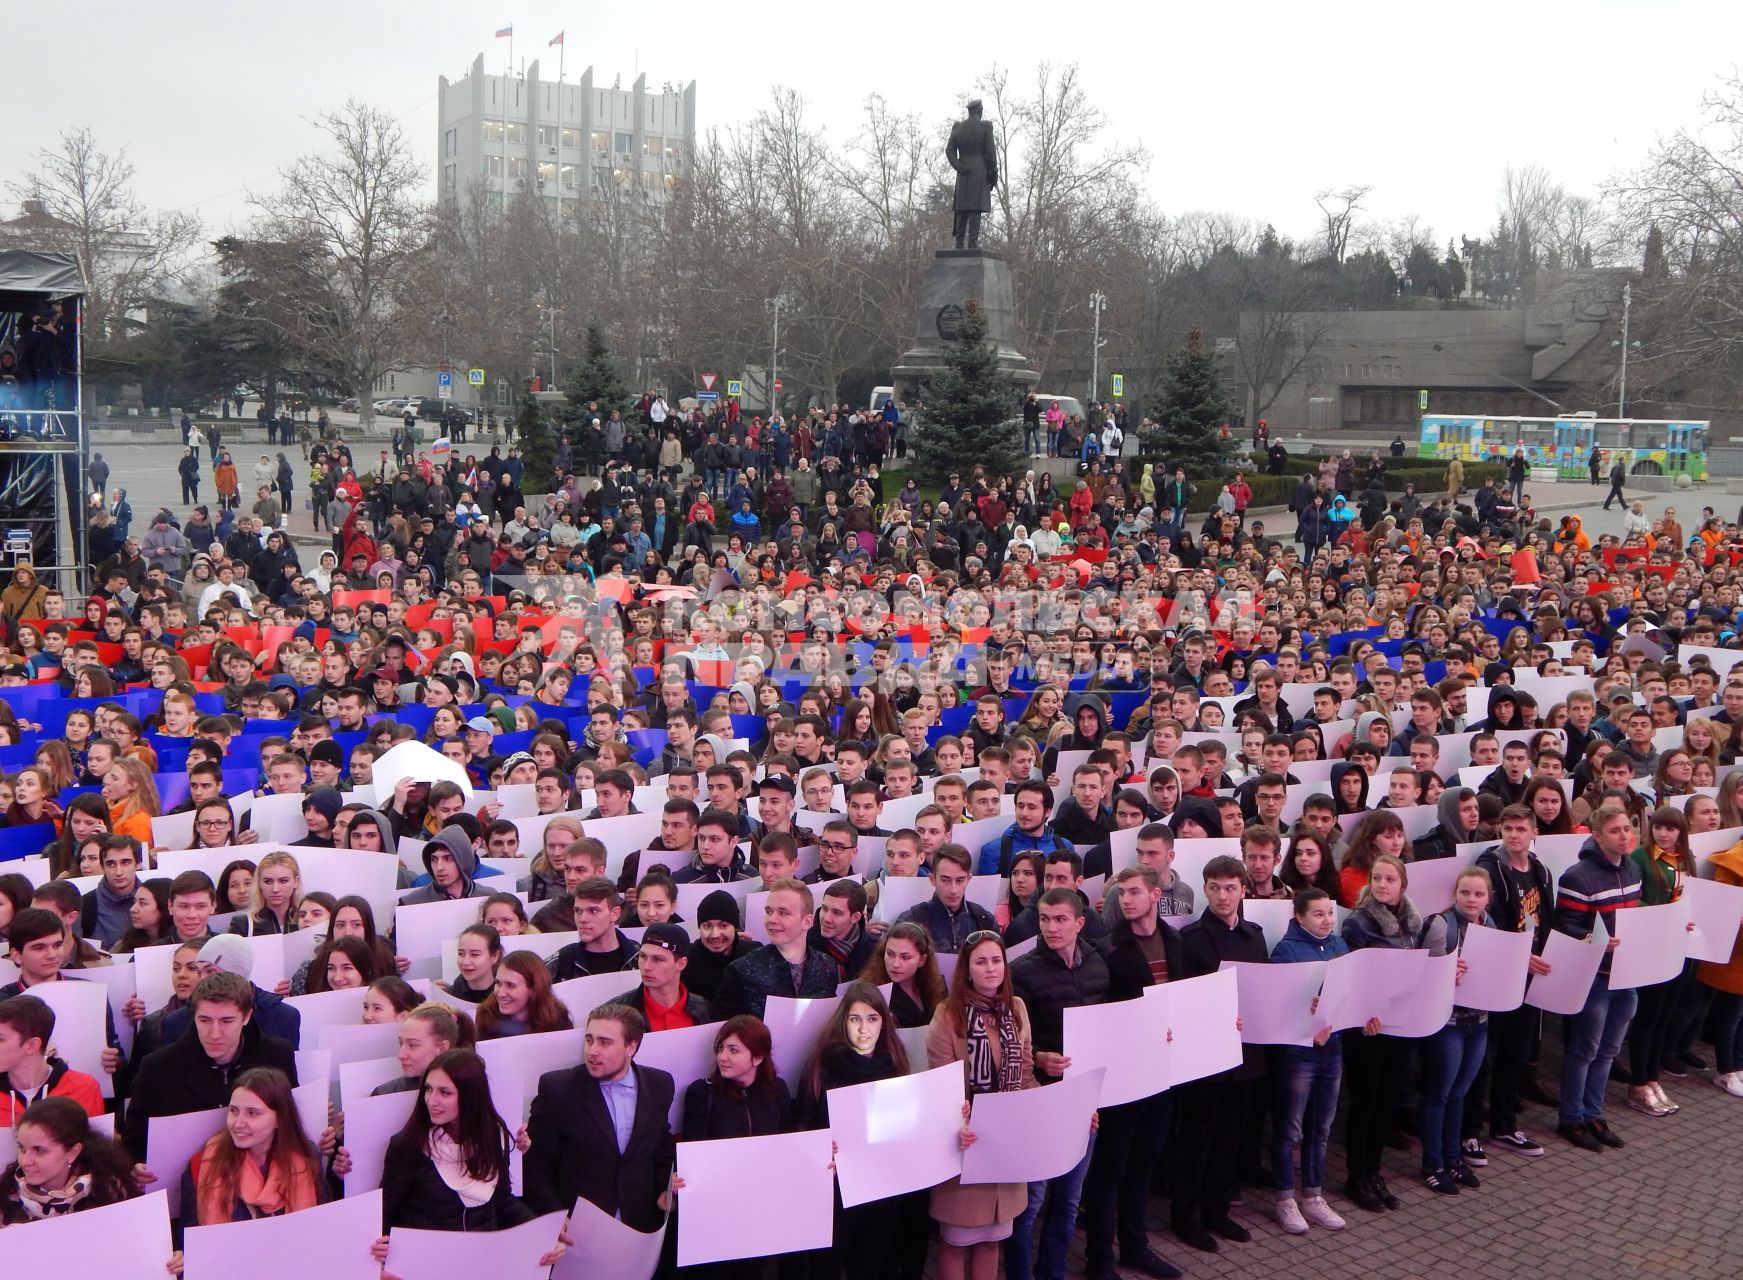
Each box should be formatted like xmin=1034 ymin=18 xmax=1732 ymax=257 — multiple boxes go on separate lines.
xmin=1643 ymin=223 xmax=1668 ymax=279
xmin=516 ymin=384 xmax=554 ymax=492
xmin=563 ymin=320 xmax=634 ymax=425
xmin=1145 ymin=328 xmax=1233 ymax=481
xmin=911 ymin=299 xmax=1025 ymax=488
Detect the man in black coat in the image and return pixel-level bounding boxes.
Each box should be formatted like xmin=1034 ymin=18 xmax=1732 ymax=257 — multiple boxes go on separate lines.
xmin=523 ymin=1004 xmax=676 ymax=1232
xmin=1170 ymin=856 xmax=1269 ymax=1255
xmin=122 ymin=972 xmax=299 ymax=1166
xmin=1082 ymin=864 xmax=1187 ymax=1280
xmin=712 ymin=881 xmax=837 ymax=1019
xmin=1008 ymin=887 xmax=1111 ymax=1280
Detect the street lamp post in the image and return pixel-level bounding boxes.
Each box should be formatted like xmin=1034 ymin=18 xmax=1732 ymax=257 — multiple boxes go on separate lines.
xmin=769 ymin=294 xmax=783 ymax=418
xmin=1088 ymin=290 xmax=1107 ymax=403
xmin=1618 ymin=281 xmax=1632 ymax=418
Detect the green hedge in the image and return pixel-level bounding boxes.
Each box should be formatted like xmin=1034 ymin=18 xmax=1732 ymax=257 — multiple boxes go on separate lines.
xmin=1124 ymin=457 xmax=1506 ymax=512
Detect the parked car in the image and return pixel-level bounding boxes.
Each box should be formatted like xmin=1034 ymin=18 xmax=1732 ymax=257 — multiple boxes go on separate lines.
xmin=339 ymin=397 xmax=360 ymax=413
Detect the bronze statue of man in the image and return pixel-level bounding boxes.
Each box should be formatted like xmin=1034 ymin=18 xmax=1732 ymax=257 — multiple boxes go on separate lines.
xmin=945 ymin=99 xmax=998 ymax=250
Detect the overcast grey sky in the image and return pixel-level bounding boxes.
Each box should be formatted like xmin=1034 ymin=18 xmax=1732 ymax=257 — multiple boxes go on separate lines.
xmin=7 ymin=0 xmax=1740 ymax=251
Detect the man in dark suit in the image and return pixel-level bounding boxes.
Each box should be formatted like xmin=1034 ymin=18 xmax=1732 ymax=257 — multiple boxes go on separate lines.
xmin=523 ymin=1003 xmax=676 ymax=1232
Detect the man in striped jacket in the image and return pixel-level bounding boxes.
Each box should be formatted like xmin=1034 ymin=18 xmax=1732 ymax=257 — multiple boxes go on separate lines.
xmin=1550 ymin=803 xmax=1643 ymax=1152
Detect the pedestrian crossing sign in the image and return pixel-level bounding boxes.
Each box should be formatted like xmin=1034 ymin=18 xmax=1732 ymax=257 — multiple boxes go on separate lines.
xmin=726 ymin=380 xmax=744 ymax=398
xmin=1110 ymin=374 xmax=1124 ymax=397
xmin=468 ymin=368 xmax=486 ymax=386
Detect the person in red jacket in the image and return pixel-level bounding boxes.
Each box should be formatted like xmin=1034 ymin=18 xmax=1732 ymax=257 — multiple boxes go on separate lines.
xmin=1230 ymin=472 xmax=1253 ymax=526
xmin=0 ymin=994 xmax=105 ymax=1126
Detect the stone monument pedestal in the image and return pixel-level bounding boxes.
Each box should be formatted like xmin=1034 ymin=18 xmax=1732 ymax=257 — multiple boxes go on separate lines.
xmin=892 ymin=249 xmax=1038 ymax=400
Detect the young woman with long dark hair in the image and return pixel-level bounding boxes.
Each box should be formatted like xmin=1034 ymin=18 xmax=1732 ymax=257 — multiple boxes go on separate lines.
xmin=372 ymin=1049 xmax=567 ymax=1265
xmin=800 ymin=982 xmax=910 ymax=1280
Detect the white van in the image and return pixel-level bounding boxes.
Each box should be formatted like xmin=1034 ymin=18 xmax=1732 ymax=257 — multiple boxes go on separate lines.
xmin=870 ymin=386 xmax=895 ymax=413
xmin=1032 ymin=393 xmax=1085 ymax=420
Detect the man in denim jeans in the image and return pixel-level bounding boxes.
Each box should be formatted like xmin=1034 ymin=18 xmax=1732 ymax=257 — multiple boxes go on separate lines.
xmin=1552 ymin=804 xmax=1643 ymax=1151
xmin=1009 ymin=888 xmax=1109 ymax=1280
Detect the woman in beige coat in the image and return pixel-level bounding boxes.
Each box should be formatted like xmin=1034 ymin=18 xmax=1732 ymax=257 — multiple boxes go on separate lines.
xmin=926 ymin=931 xmax=1033 ymax=1280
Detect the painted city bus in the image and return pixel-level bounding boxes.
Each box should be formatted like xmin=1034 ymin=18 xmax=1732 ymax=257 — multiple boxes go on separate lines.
xmin=1418 ymin=413 xmax=1709 ymax=480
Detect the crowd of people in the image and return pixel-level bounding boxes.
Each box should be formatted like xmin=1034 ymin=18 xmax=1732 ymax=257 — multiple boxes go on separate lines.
xmin=0 ymin=396 xmax=1738 ymax=1280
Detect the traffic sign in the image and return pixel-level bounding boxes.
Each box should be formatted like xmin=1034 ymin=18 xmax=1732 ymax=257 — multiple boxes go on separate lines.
xmin=696 ymin=391 xmax=720 ymax=401
xmin=726 ymin=380 xmax=744 ymax=398
xmin=468 ymin=368 xmax=486 ymax=386
xmin=1419 ymin=389 xmax=1429 ymax=410
xmin=437 ymin=383 xmax=453 ymax=400
xmin=700 ymin=373 xmax=718 ymax=391
xmin=1110 ymin=373 xmax=1124 ymax=398
xmin=436 ymin=371 xmax=453 ymax=387
xmin=773 ymin=379 xmax=783 ymax=391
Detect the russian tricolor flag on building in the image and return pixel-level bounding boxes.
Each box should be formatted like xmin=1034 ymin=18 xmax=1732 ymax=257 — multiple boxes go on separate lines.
xmin=495 ymin=24 xmax=513 ymax=37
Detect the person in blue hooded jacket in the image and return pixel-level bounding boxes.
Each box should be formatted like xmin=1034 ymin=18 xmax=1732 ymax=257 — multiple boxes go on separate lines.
xmin=1268 ymin=888 xmax=1352 ymax=1236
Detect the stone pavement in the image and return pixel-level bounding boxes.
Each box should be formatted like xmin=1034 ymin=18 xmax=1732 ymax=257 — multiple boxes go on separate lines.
xmin=1034 ymin=1035 xmax=1742 ymax=1280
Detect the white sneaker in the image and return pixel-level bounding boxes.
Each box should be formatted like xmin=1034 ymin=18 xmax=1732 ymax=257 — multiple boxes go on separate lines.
xmin=1300 ymin=1195 xmax=1346 ymax=1230
xmin=1275 ymin=1196 xmax=1309 ymax=1234
xmin=1720 ymin=1072 xmax=1743 ymax=1098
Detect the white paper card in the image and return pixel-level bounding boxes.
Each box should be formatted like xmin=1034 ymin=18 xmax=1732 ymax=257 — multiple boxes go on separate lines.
xmin=1064 ymin=992 xmax=1169 ymax=1106
xmin=185 ymin=1189 xmax=382 ymax=1280
xmin=1155 ymin=969 xmax=1244 ymax=1085
xmin=387 ymin=1209 xmax=568 ymax=1280
xmin=961 ymin=1067 xmax=1100 ymax=1185
xmin=0 ymin=1188 xmax=172 ymax=1280
xmin=1526 ymin=930 xmax=1607 ymax=1015
xmin=826 ymin=1061 xmax=966 ymax=1207
xmin=1608 ymin=900 xmax=1691 ymax=989
xmin=147 ymin=1107 xmax=224 ymax=1217
xmin=1454 ymin=923 xmax=1534 ymax=1013
xmin=676 ymin=1131 xmax=834 ymax=1265
xmin=1684 ymin=876 xmax=1743 ymax=964
xmin=551 ymin=1195 xmax=667 ymax=1280
xmin=633 ymin=1022 xmax=721 ymax=1132
xmin=1222 ymin=959 xmax=1325 ymax=1047
xmin=29 ymin=978 xmax=114 ymax=1097
xmin=340 ymin=1090 xmax=418 ymax=1196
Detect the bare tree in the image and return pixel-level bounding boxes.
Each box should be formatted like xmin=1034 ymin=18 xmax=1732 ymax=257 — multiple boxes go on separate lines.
xmin=1313 ymin=184 xmax=1372 ymax=263
xmin=1607 ymin=76 xmax=1743 ymax=413
xmin=250 ymin=100 xmax=426 ymax=427
xmin=4 ymin=127 xmax=202 ymax=353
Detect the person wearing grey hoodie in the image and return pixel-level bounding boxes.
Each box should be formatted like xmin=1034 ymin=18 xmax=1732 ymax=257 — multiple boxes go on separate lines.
xmin=1412 ymin=787 xmax=1479 ymax=862
xmin=346 ymin=808 xmax=417 ymax=890
xmin=400 ymin=826 xmax=490 ymax=905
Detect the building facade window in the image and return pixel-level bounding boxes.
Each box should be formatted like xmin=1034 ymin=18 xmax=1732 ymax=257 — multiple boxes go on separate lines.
xmin=613 ymin=131 xmax=632 ymax=154
xmin=482 ymin=120 xmax=504 ymax=143
xmin=561 ymin=128 xmax=580 ymax=150
xmin=538 ymin=125 xmax=558 ymax=148
xmin=537 ymin=161 xmax=557 ymax=185
xmin=591 ymin=130 xmax=609 ymax=155
xmin=560 ymin=163 xmax=578 ymax=189
xmin=506 ymin=122 xmax=527 ymax=145
xmin=508 ymin=157 xmax=529 ymax=181
xmin=483 ymin=155 xmax=503 ymax=179
xmin=444 ymin=128 xmax=458 ymax=157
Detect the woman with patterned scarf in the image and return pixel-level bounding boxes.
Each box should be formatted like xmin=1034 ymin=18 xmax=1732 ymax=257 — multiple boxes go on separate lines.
xmin=0 ymin=1096 xmax=137 ymax=1224
xmin=926 ymin=931 xmax=1034 ymax=1280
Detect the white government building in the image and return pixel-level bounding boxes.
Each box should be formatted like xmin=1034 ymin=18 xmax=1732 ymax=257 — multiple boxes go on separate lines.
xmin=437 ymin=51 xmax=697 ymax=210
